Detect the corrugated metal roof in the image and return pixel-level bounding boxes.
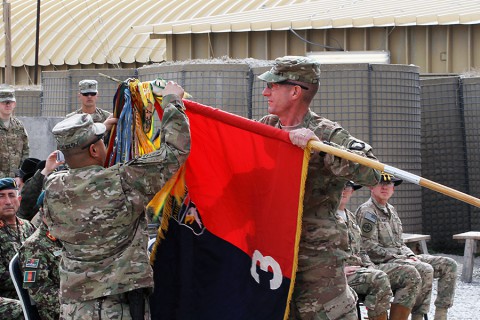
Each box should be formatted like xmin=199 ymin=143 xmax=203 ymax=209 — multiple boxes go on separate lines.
xmin=132 ymin=0 xmax=480 ymax=35
xmin=3 ymin=0 xmax=478 ymax=68
xmin=1 ymin=0 xmax=312 ymax=67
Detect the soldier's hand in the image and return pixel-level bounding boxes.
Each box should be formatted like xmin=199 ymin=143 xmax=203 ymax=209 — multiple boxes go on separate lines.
xmin=42 ymin=150 xmax=64 ymax=176
xmin=103 ymin=115 xmax=118 ymax=132
xmin=162 ymin=81 xmax=184 ymax=98
xmin=289 ymin=128 xmax=319 ymax=149
xmin=344 ymin=265 xmax=361 ymax=276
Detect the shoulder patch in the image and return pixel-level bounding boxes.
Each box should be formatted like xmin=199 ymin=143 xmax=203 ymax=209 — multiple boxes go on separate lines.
xmin=25 ymin=258 xmax=39 ymax=268
xmin=23 ymin=270 xmax=37 ymax=283
xmin=349 ymin=140 xmax=366 ymax=151
xmin=364 ymin=212 xmax=377 ymax=224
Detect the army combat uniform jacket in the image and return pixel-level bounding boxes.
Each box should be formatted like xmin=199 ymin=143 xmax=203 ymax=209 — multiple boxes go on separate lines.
xmin=19 ymin=222 xmax=62 ymax=320
xmin=0 ymin=117 xmax=29 ymax=178
xmin=356 ymin=197 xmax=457 ymax=313
xmin=341 ymin=208 xmax=392 ymax=317
xmin=44 ymin=94 xmax=190 ymax=303
xmin=0 ymin=217 xmax=36 ymax=299
xmin=260 ymin=109 xmax=380 ymax=319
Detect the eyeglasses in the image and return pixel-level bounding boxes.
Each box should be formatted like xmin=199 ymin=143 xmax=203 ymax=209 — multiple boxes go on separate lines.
xmin=266 ymin=81 xmax=309 ymax=90
xmin=81 ymin=134 xmax=104 ymax=150
xmin=81 ymin=92 xmax=97 ymax=97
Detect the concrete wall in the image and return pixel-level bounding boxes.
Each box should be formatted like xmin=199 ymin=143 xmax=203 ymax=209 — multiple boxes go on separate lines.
xmin=19 ymin=117 xmax=63 ymax=160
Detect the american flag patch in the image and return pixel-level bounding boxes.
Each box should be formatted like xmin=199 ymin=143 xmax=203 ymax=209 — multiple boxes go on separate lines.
xmin=23 ymin=271 xmax=37 ymax=283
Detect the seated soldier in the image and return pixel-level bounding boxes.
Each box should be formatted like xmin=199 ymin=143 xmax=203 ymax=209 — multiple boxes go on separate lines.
xmin=0 ymin=178 xmax=36 ymax=319
xmin=356 ymin=173 xmax=457 ymax=320
xmin=339 ymin=181 xmax=421 ymax=320
xmin=19 ymin=191 xmax=62 ymax=320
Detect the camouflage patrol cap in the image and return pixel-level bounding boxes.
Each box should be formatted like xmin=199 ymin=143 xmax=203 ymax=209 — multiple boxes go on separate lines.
xmin=258 ymin=56 xmax=320 ymax=84
xmin=79 ymin=79 xmax=98 ymax=94
xmin=0 ymin=85 xmax=16 ymax=102
xmin=0 ymin=178 xmax=18 ymax=191
xmin=52 ymin=113 xmax=106 ymax=150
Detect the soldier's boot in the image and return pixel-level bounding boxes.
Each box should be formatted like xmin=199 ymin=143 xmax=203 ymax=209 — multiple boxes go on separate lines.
xmin=434 ymin=307 xmax=448 ymax=320
xmin=368 ymin=311 xmax=388 ymax=320
xmin=411 ymin=313 xmax=425 ymax=320
xmin=389 ymin=303 xmax=412 ymax=320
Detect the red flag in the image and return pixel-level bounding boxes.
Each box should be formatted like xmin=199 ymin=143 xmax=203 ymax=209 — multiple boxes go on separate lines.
xmin=151 ymin=100 xmax=309 ymax=320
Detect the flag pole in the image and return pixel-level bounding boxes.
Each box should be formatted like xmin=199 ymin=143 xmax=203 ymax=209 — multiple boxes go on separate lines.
xmin=308 ymin=140 xmax=480 ymax=208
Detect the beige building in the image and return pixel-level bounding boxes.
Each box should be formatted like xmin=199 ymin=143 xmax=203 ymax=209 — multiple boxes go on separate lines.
xmin=1 ymin=1 xmax=479 ymax=85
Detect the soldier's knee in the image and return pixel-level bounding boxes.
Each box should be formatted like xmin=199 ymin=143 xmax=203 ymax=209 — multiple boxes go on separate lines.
xmin=444 ymin=257 xmax=458 ymax=273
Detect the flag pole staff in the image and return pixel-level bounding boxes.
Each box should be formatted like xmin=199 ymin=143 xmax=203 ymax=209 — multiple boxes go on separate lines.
xmin=308 ymin=140 xmax=480 ymax=208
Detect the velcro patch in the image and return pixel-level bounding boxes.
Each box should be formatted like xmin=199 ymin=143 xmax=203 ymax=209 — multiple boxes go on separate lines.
xmin=361 ymin=222 xmax=374 ymax=235
xmin=349 ymin=140 xmax=365 ymax=151
xmin=23 ymin=271 xmax=37 ymax=283
xmin=25 ymin=258 xmax=39 ymax=268
xmin=364 ymin=212 xmax=377 ymax=224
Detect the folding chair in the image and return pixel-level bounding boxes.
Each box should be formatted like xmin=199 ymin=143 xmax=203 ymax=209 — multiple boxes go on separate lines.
xmin=9 ymin=253 xmax=42 ymax=320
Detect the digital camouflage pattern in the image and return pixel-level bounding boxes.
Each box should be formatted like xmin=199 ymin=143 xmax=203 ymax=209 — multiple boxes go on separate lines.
xmin=341 ymin=208 xmax=392 ymax=317
xmin=0 ymin=297 xmax=23 ymax=319
xmin=66 ymin=107 xmax=111 ymax=124
xmin=61 ymin=293 xmax=134 ymax=320
xmin=343 ymin=208 xmax=420 ymax=310
xmin=78 ymin=80 xmax=98 ymax=93
xmin=19 ymin=222 xmax=62 ymax=320
xmin=44 ymin=93 xmax=190 ymax=304
xmin=0 ymin=85 xmax=16 ymax=102
xmin=261 ymin=109 xmax=380 ymax=320
xmin=356 ymin=197 xmax=457 ymax=315
xmin=0 ymin=217 xmax=36 ymax=299
xmin=0 ymin=117 xmax=29 ymax=178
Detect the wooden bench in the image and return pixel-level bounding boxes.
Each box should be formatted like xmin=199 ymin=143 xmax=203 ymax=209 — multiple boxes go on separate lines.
xmin=402 ymin=233 xmax=431 ymax=254
xmin=452 ymin=231 xmax=480 ymax=283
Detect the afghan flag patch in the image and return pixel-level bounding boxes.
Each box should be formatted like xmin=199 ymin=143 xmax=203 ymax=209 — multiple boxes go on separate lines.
xmin=23 ymin=271 xmax=37 ymax=283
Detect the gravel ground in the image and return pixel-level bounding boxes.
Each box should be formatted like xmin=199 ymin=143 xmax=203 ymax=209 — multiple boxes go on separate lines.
xmin=427 ymin=254 xmax=480 ymax=320
xmin=360 ymin=254 xmax=480 ymax=319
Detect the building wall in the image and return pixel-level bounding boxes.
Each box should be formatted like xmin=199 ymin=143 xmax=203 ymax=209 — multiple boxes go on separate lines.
xmin=164 ymin=25 xmax=480 ymax=74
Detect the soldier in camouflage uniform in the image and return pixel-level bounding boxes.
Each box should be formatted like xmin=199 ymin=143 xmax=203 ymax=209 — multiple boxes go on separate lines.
xmin=356 ymin=173 xmax=457 ymax=320
xmin=0 ymin=85 xmax=30 ymax=178
xmin=258 ymin=56 xmax=381 ymax=320
xmin=44 ymin=81 xmax=190 ymax=319
xmin=66 ymin=79 xmax=111 ymax=123
xmin=0 ymin=177 xmax=36 ymax=319
xmin=17 ymin=151 xmax=64 ymax=223
xmin=19 ymin=190 xmax=62 ymax=320
xmin=339 ymin=181 xmax=421 ymax=320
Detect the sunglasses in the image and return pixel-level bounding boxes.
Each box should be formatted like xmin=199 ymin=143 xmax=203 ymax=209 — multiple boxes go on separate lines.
xmin=266 ymin=81 xmax=309 ymax=90
xmin=81 ymin=92 xmax=97 ymax=97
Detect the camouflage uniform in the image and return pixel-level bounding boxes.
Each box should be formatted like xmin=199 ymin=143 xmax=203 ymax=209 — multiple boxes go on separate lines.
xmin=0 ymin=117 xmax=29 ymax=178
xmin=19 ymin=222 xmax=62 ymax=320
xmin=0 ymin=216 xmax=36 ymax=319
xmin=259 ymin=56 xmax=380 ymax=320
xmin=66 ymin=79 xmax=111 ymax=123
xmin=341 ymin=208 xmax=393 ymax=317
xmin=44 ymin=94 xmax=190 ymax=318
xmin=342 ymin=208 xmax=421 ymax=312
xmin=0 ymin=297 xmax=23 ymax=320
xmin=356 ymin=197 xmax=457 ymax=315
